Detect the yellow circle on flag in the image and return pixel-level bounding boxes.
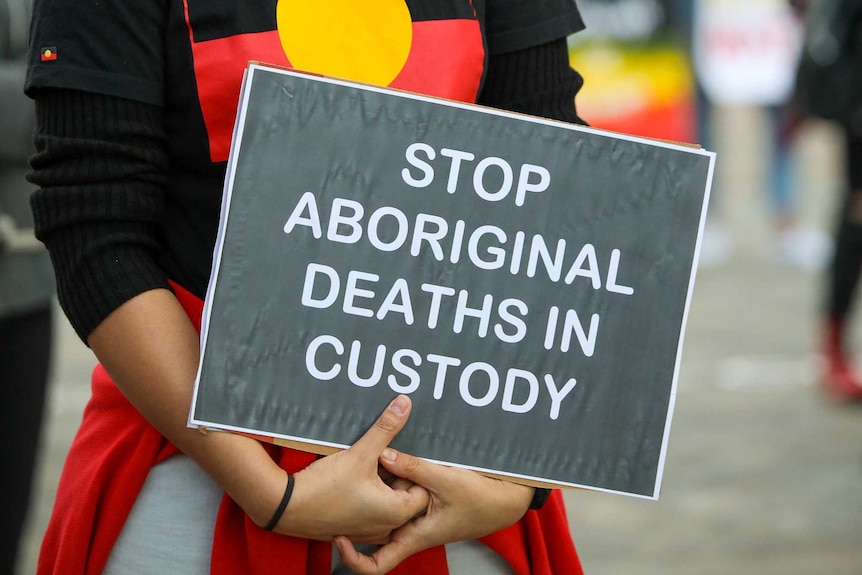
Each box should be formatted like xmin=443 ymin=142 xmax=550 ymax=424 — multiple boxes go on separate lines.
xmin=276 ymin=0 xmax=413 ymax=87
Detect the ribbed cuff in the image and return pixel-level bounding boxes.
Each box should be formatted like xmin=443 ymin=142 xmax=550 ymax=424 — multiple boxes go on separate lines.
xmin=38 ymin=220 xmax=171 ymax=342
xmin=479 ymin=38 xmax=585 ymax=125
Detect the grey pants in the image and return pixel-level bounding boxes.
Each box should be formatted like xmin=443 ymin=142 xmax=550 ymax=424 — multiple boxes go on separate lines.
xmin=103 ymin=455 xmax=513 ymax=574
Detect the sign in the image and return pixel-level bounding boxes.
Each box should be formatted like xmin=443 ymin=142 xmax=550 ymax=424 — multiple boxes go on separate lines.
xmin=693 ymin=0 xmax=803 ymax=105
xmin=190 ymin=63 xmax=715 ymax=499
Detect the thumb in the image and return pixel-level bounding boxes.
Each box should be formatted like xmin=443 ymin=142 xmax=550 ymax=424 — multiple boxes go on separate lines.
xmin=350 ymin=395 xmax=412 ymax=459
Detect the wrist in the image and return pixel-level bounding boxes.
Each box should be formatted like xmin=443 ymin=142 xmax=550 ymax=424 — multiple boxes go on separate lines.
xmin=264 ymin=472 xmax=295 ymax=530
xmin=185 ymin=431 xmax=287 ymax=527
xmin=258 ymin=468 xmax=329 ymax=540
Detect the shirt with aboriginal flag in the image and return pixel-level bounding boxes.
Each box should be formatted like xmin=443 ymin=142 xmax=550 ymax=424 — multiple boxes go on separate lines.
xmin=25 ymin=0 xmax=584 ymax=301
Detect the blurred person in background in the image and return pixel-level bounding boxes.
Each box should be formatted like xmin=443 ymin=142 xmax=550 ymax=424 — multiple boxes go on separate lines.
xmin=793 ymin=0 xmax=862 ymax=400
xmin=0 ymin=0 xmax=55 ymax=570
xmin=678 ymin=0 xmax=832 ymax=269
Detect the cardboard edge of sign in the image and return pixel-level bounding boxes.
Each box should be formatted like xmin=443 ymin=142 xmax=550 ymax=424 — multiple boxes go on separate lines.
xmin=188 ymin=60 xmax=717 ymax=501
xmin=261 ymin=433 xmax=562 ymax=489
xmin=197 ymin=425 xmax=659 ymax=496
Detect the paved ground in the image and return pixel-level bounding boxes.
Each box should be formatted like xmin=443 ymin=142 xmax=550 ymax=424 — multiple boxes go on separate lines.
xmin=16 ymin=108 xmax=862 ymax=574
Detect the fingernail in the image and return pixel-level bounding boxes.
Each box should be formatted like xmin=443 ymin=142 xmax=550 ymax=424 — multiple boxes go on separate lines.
xmin=381 ymin=448 xmax=397 ymax=462
xmin=389 ymin=395 xmax=408 ymax=415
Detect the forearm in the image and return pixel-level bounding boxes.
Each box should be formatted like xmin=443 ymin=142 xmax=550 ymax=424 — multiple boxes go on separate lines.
xmin=29 ymin=89 xmax=426 ymax=540
xmin=28 ymin=88 xmax=285 ymax=515
xmin=87 ymin=287 xmax=285 ymax=525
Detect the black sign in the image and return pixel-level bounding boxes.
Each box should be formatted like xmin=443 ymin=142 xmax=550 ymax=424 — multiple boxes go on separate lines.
xmin=190 ymin=63 xmax=714 ymax=498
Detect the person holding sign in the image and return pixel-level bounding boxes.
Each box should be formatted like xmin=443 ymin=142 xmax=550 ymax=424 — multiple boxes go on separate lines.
xmin=25 ymin=1 xmax=588 ymax=573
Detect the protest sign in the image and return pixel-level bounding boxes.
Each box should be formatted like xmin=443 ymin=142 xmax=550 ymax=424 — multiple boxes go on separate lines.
xmin=190 ymin=63 xmax=715 ymax=499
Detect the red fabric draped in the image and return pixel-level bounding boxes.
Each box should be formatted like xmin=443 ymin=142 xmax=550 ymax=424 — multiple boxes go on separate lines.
xmin=37 ymin=282 xmax=583 ymax=574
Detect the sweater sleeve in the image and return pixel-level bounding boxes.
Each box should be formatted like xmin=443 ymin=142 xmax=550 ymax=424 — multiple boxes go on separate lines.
xmin=477 ymin=37 xmax=586 ymax=126
xmin=28 ymin=88 xmax=171 ymax=342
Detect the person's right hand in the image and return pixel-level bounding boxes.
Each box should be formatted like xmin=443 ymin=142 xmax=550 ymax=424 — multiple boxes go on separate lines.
xmin=266 ymin=395 xmax=430 ymax=543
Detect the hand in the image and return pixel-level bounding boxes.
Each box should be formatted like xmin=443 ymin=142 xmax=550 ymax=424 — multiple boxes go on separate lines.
xmin=268 ymin=395 xmax=430 ymax=543
xmin=333 ymin=449 xmax=534 ymax=574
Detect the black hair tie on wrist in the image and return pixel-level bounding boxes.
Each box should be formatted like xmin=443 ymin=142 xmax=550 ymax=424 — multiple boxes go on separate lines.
xmin=529 ymin=487 xmax=551 ymax=510
xmin=264 ymin=474 xmax=295 ymax=531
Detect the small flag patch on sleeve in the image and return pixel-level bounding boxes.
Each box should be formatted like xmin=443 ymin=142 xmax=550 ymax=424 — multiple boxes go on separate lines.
xmin=40 ymin=47 xmax=57 ymax=61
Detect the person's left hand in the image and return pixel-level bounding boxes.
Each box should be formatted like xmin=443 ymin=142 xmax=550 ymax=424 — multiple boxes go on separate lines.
xmin=332 ymin=448 xmax=534 ymax=574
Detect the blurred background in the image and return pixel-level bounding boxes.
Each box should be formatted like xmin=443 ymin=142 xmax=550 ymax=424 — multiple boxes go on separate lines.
xmin=13 ymin=0 xmax=862 ymax=573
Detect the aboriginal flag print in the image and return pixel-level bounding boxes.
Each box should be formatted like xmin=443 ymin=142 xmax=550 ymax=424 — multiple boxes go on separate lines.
xmin=183 ymin=0 xmax=485 ymax=162
xmin=40 ymin=46 xmax=58 ymax=61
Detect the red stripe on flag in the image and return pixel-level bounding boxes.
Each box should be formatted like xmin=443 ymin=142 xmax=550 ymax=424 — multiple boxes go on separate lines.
xmin=190 ymin=30 xmax=291 ymax=163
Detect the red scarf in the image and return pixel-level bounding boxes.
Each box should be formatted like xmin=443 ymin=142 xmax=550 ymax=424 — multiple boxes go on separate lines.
xmin=37 ymin=283 xmax=584 ymax=574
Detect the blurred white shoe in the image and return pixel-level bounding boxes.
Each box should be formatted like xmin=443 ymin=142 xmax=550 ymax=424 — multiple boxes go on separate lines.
xmin=774 ymin=226 xmax=833 ymax=271
xmin=697 ymin=220 xmax=732 ymax=269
